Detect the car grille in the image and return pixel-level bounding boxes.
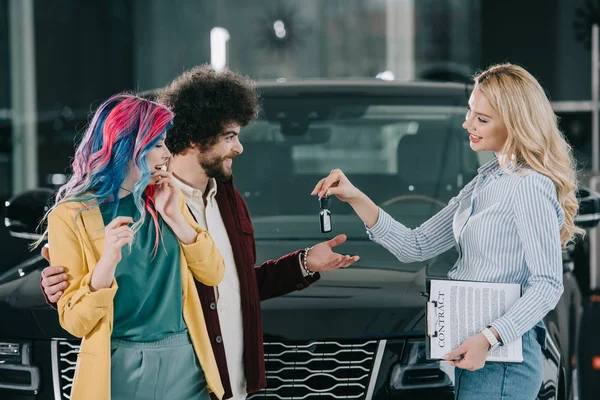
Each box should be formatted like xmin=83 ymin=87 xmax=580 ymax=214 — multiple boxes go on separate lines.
xmin=51 ymin=339 xmax=382 ymax=400
xmin=51 ymin=340 xmax=80 ymax=400
xmin=248 ymin=340 xmax=381 ymax=400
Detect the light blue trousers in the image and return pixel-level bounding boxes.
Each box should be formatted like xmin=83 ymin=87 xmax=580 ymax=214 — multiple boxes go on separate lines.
xmin=454 ymin=325 xmax=545 ymax=400
xmin=110 ymin=332 xmax=209 ymax=400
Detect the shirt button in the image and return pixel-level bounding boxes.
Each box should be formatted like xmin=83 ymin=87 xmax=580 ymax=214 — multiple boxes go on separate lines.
xmin=216 ymin=336 xmax=223 ymax=344
xmin=296 ymin=283 xmax=305 ymax=290
xmin=209 ymin=302 xmax=216 ymax=310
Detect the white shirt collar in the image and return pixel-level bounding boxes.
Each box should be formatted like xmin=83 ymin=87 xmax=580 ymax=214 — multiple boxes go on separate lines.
xmin=174 ymin=176 xmax=218 ymax=202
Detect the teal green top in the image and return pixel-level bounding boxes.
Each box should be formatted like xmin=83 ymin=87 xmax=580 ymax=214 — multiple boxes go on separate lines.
xmin=100 ymin=194 xmax=187 ymax=342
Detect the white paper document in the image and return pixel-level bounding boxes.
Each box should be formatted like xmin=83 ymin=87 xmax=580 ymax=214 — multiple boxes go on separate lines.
xmin=426 ymin=279 xmax=523 ymax=363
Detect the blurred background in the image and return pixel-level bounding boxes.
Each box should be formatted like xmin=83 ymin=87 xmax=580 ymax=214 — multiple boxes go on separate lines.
xmin=0 ymin=0 xmax=598 ymax=266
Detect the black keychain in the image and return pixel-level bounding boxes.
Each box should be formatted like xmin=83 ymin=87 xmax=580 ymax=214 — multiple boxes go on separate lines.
xmin=319 ymin=196 xmax=332 ymax=233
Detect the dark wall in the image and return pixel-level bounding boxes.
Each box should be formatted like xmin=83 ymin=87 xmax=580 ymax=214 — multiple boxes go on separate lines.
xmin=132 ymin=0 xmax=214 ymax=91
xmin=0 ymin=0 xmax=9 ymax=110
xmin=555 ymin=0 xmax=593 ymax=102
xmin=34 ymin=0 xmax=136 ymax=184
xmin=481 ymin=0 xmax=558 ymax=96
xmin=35 ymin=0 xmax=134 ymax=111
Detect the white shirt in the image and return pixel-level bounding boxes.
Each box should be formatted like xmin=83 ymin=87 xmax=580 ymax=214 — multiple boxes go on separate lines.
xmin=176 ymin=177 xmax=247 ymax=400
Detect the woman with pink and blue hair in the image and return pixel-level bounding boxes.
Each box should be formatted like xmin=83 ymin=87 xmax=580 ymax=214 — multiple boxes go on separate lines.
xmin=41 ymin=94 xmax=226 ymax=400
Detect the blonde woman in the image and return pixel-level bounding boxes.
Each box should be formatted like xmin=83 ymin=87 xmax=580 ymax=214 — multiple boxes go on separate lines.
xmin=312 ymin=63 xmax=583 ymax=399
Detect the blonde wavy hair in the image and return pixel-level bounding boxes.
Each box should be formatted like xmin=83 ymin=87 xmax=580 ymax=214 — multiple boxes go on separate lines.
xmin=474 ymin=63 xmax=584 ymax=247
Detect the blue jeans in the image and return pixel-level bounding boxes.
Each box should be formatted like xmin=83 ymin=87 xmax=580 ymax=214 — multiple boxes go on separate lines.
xmin=454 ymin=323 xmax=545 ymax=400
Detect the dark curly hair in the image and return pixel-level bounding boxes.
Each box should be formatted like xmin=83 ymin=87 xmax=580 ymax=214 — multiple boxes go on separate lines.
xmin=156 ymin=64 xmax=260 ymax=155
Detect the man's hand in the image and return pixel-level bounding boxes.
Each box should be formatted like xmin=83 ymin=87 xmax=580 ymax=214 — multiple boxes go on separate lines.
xmin=306 ymin=234 xmax=360 ymax=272
xmin=443 ymin=333 xmax=491 ymax=371
xmin=41 ymin=245 xmax=69 ymax=303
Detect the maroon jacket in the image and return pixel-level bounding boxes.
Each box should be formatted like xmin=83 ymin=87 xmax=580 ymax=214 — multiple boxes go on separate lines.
xmin=43 ymin=179 xmax=319 ymax=399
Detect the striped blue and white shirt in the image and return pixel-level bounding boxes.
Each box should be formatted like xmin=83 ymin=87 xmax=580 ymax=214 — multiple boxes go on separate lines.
xmin=366 ymin=157 xmax=565 ymax=345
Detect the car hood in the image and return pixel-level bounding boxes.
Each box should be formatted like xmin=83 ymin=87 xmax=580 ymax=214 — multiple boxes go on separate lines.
xmin=0 ymin=255 xmax=68 ymax=339
xmin=0 ymin=241 xmax=429 ymax=341
xmin=258 ymin=241 xmax=428 ymax=342
xmin=261 ymin=266 xmax=427 ymax=342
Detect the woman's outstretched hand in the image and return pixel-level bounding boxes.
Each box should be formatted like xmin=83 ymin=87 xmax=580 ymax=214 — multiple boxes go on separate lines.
xmin=311 ymin=169 xmax=362 ymax=203
xmin=311 ymin=169 xmax=380 ymax=229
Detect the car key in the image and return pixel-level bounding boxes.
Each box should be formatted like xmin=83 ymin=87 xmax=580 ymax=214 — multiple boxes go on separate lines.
xmin=319 ymin=196 xmax=332 ymax=233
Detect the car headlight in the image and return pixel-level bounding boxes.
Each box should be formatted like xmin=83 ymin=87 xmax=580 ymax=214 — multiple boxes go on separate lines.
xmin=0 ymin=341 xmax=40 ymax=393
xmin=0 ymin=342 xmax=23 ymax=364
xmin=389 ymin=340 xmax=454 ymax=391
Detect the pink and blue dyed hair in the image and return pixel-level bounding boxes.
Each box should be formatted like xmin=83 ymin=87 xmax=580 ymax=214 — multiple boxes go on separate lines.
xmin=52 ymin=93 xmax=174 ymax=247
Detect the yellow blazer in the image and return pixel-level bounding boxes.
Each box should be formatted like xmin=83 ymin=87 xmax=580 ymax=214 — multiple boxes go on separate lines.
xmin=47 ymin=193 xmax=226 ymax=400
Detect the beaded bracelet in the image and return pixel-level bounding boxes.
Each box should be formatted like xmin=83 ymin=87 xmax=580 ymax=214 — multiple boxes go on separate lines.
xmin=301 ymin=246 xmax=315 ymax=277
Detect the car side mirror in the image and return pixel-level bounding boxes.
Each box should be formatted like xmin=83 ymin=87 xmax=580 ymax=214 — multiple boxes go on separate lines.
xmin=575 ymin=187 xmax=600 ymax=229
xmin=4 ymin=188 xmax=54 ymax=240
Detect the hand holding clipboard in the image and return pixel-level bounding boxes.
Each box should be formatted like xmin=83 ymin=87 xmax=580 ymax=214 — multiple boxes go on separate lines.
xmin=424 ymin=278 xmax=523 ymax=363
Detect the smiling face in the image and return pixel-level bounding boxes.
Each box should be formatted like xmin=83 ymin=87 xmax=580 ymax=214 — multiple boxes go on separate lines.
xmin=123 ymin=135 xmax=172 ymax=189
xmin=146 ymin=135 xmax=171 ymax=172
xmin=463 ymin=88 xmax=509 ymax=154
xmin=196 ymin=123 xmax=244 ymax=181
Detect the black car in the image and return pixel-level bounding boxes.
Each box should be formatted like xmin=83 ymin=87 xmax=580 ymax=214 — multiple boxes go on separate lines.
xmin=2 ymin=80 xmax=600 ymax=400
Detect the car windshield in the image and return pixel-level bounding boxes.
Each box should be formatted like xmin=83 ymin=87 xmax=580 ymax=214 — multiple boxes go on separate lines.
xmin=235 ymin=92 xmax=495 ymax=275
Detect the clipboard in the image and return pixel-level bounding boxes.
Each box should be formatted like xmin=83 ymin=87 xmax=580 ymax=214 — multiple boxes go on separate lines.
xmin=422 ymin=278 xmax=438 ymax=361
xmin=422 ymin=278 xmax=454 ymax=360
xmin=422 ymin=278 xmax=524 ymax=363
